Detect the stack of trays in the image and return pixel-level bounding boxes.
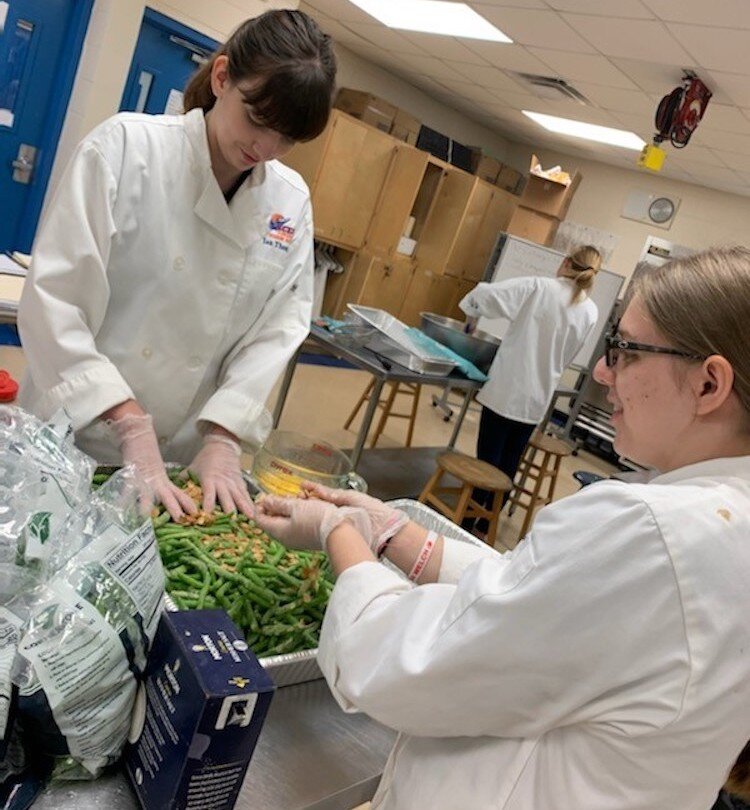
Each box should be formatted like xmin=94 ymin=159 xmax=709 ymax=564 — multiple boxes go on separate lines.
xmin=347 ymin=304 xmax=457 ymax=376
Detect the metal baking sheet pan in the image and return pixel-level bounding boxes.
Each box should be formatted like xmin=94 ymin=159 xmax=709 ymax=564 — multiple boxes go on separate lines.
xmin=348 ymin=304 xmax=457 ymax=376
xmin=162 ymin=499 xmax=495 ymax=687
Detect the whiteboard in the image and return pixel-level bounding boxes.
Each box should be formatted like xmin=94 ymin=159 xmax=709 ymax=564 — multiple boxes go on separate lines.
xmin=476 ymin=234 xmax=625 ymax=369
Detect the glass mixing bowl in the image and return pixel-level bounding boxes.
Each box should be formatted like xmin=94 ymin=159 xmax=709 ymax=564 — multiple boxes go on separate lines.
xmin=252 ymin=430 xmax=367 ymax=496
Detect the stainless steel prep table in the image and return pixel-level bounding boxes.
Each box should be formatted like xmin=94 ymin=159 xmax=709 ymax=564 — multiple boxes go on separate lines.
xmin=34 ymin=679 xmax=397 ymax=810
xmin=273 ymin=324 xmax=483 ymax=468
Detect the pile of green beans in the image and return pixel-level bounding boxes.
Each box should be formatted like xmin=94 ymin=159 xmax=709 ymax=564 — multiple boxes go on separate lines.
xmin=93 ymin=468 xmax=334 ymax=657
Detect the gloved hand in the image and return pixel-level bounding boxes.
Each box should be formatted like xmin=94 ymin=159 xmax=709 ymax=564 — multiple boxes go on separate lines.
xmin=254 ymin=495 xmax=371 ymax=552
xmin=187 ymin=432 xmax=255 ymax=517
xmin=300 ymin=483 xmax=409 ymax=556
xmin=111 ymin=413 xmax=197 ymax=521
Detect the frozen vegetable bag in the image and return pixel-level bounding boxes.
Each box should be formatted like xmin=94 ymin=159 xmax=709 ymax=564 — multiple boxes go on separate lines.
xmin=0 ymin=406 xmax=166 ymax=779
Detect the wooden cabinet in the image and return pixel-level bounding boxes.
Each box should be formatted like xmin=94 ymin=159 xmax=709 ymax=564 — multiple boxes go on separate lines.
xmin=444 ymin=179 xmax=494 ymax=279
xmin=415 ymin=175 xmax=518 ymax=282
xmin=460 ymin=187 xmax=517 ymax=282
xmin=398 ymin=267 xmax=459 ymax=327
xmin=324 ymin=251 xmax=414 ymax=319
xmin=284 ymin=108 xmax=522 ymax=319
xmin=413 ymin=165 xmax=474 ymax=275
xmin=363 ymin=144 xmax=428 ymax=260
xmin=282 ymin=111 xmax=395 ymax=250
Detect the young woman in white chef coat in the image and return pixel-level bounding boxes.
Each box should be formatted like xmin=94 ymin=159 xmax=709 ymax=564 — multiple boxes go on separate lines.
xmin=458 ymin=245 xmax=601 ymax=535
xmin=18 ymin=10 xmax=336 ymax=519
xmin=256 ymin=245 xmax=750 ymax=810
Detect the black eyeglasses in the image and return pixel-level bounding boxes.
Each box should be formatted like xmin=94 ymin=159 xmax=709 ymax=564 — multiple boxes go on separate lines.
xmin=604 ymin=322 xmax=707 ymax=368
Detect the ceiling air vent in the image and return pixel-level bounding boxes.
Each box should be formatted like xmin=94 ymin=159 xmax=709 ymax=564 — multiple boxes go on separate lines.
xmin=512 ymin=73 xmax=590 ymax=105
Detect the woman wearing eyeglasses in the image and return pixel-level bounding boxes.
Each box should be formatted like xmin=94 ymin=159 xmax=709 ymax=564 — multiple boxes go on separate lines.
xmin=256 ymin=245 xmax=750 ymax=810
xmin=458 ymin=244 xmax=602 ymax=539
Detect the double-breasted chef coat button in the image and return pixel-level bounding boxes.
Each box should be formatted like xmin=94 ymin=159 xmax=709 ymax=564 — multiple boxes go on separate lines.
xmin=218 ymin=270 xmax=231 ymax=285
xmin=158 ymin=436 xmax=167 ymax=446
xmin=188 ymin=356 xmax=201 ymax=370
xmin=173 ymin=256 xmax=185 ymax=272
xmin=142 ymin=347 xmax=152 ymax=358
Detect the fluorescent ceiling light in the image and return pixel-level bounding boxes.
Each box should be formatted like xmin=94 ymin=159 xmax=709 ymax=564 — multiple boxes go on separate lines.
xmin=522 ymin=111 xmax=646 ymax=150
xmin=349 ymin=0 xmax=512 ymax=42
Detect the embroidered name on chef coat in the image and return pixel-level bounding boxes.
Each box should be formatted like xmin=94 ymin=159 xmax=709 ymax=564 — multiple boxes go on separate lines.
xmin=263 ymin=213 xmax=295 ymax=252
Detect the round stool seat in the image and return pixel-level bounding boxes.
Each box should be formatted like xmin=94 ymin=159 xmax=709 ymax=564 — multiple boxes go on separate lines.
xmin=437 ymin=451 xmax=513 ymax=491
xmin=529 ymin=431 xmax=573 ymax=458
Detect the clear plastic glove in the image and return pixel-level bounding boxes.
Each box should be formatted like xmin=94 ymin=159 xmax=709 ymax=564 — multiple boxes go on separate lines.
xmin=110 ymin=413 xmax=197 ymax=521
xmin=254 ymin=495 xmax=371 ymax=552
xmin=300 ymin=482 xmax=409 ymax=556
xmin=187 ymin=433 xmax=254 ymax=517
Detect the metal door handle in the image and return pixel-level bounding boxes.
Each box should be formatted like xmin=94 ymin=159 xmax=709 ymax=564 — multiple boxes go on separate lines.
xmin=12 ymin=157 xmax=32 ymax=170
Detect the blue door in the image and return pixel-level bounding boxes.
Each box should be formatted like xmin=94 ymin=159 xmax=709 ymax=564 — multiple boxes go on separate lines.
xmin=0 ymin=0 xmax=93 ymax=253
xmin=120 ymin=9 xmax=219 ymax=116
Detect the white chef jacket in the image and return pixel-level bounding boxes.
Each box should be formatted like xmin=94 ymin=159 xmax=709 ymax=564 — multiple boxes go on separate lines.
xmin=318 ymin=456 xmax=750 ymax=810
xmin=18 ymin=108 xmax=313 ymax=463
xmin=460 ymin=277 xmax=597 ymax=424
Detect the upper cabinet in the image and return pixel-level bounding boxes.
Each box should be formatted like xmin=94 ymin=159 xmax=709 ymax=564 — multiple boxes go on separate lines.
xmin=281 ymin=110 xmax=395 ymax=251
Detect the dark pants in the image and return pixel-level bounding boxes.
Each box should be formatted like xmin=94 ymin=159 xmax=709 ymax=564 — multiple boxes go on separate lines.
xmin=469 ymin=407 xmax=536 ymax=533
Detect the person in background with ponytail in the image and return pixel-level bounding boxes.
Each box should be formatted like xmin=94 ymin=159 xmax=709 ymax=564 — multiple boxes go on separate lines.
xmin=458 ymin=245 xmax=601 ymax=539
xmin=18 ymin=10 xmax=336 ymax=519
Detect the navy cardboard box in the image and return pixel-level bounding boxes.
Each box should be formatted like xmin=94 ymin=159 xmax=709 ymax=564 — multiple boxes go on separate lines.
xmin=125 ymin=610 xmax=275 ymax=810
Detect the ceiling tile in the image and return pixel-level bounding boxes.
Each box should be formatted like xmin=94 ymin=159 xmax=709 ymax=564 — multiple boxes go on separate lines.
xmin=677 ymin=163 xmax=742 ymax=185
xmin=642 ymin=0 xmax=750 ymax=28
xmin=301 ymin=0 xmax=377 ymax=25
xmin=393 ymin=53 xmax=474 ymax=83
xmin=462 ymin=41 xmax=554 ymax=73
xmin=608 ymin=114 xmax=654 ymax=143
xmin=667 ymin=23 xmax=750 ymax=76
xmin=482 ymin=89 xmax=543 ymax=111
xmin=610 ymin=57 xmax=695 ymax=93
xmin=667 ymin=24 xmax=750 ymax=74
xmin=572 ymin=83 xmax=656 ymax=114
xmin=713 ymin=150 xmax=750 ymax=172
xmin=665 ymin=145 xmax=727 ymax=166
xmin=547 ymin=0 xmax=654 ymax=18
xmin=561 ymin=15 xmax=694 ymax=65
xmin=473 ymin=7 xmax=598 ymax=52
xmin=698 ymin=104 xmax=750 ymax=135
xmin=340 ymin=22 xmax=430 ymax=55
xmin=692 ymin=128 xmax=750 ymax=155
xmin=707 ymin=71 xmax=750 ymax=108
xmin=447 ymin=61 xmax=526 ymax=91
xmin=468 ymin=0 xmax=547 ymax=8
xmin=526 ymin=50 xmax=639 ymax=89
xmin=399 ymin=32 xmax=487 ymax=64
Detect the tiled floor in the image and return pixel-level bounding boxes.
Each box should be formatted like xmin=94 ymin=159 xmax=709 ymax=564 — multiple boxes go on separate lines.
xmin=0 ymin=345 xmax=619 ymax=551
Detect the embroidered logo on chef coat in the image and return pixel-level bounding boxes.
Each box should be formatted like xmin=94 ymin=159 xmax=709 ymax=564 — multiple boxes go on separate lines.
xmin=263 ymin=213 xmax=295 ymax=252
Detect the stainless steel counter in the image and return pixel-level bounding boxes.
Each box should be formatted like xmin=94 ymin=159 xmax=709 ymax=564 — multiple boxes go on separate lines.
xmin=33 ymin=679 xmax=396 ymax=810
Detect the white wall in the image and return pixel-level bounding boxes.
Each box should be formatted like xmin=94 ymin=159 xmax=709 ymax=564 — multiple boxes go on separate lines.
xmin=332 ymin=43 xmax=511 ymax=159
xmin=505 ymin=141 xmax=750 ymax=283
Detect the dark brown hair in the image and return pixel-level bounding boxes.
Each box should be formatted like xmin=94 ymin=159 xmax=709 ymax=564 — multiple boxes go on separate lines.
xmin=183 ymin=9 xmax=336 ymax=142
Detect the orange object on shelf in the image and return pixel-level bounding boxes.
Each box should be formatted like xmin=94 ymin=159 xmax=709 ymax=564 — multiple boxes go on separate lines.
xmin=0 ymin=369 xmax=18 ymax=402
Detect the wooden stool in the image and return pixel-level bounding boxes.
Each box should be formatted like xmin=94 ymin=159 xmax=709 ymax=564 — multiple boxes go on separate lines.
xmin=344 ymin=379 xmax=422 ymax=448
xmin=507 ymin=430 xmax=573 ymax=542
xmin=418 ymin=451 xmax=513 ymax=546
